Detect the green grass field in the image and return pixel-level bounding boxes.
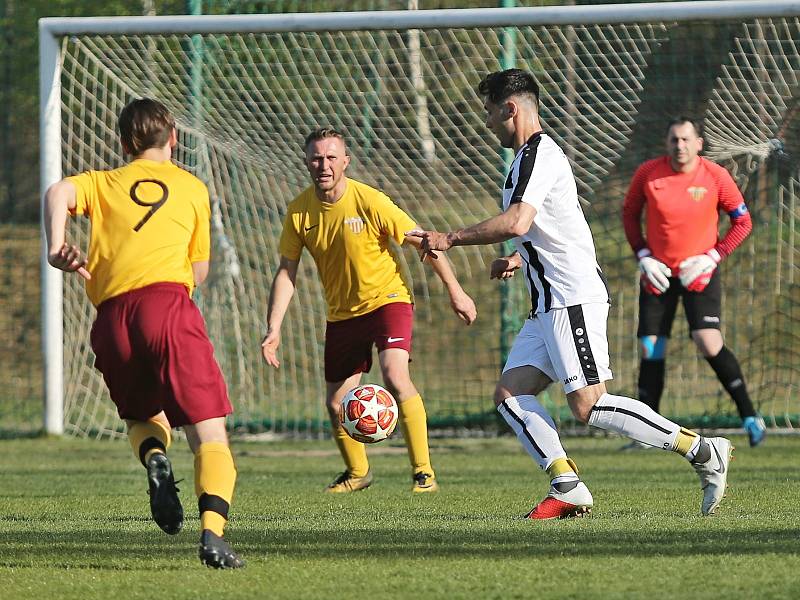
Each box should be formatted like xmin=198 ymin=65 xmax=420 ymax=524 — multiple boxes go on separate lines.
xmin=1 ymin=434 xmax=799 ymax=599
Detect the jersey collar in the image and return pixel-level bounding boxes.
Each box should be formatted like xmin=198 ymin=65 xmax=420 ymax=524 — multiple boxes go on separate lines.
xmin=515 ymin=131 xmax=543 ymax=159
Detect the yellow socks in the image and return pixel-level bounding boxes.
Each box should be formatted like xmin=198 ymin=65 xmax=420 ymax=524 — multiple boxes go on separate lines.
xmin=674 ymin=427 xmax=701 ymax=457
xmin=332 ymin=425 xmax=370 ymax=477
xmin=194 ymin=442 xmax=237 ymax=537
xmin=128 ymin=419 xmax=171 ymax=465
xmin=546 ymin=457 xmax=579 ymax=480
xmin=398 ymin=393 xmax=434 ymax=477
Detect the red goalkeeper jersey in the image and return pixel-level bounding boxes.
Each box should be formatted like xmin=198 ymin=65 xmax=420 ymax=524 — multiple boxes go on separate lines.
xmin=622 ymin=156 xmax=752 ymax=270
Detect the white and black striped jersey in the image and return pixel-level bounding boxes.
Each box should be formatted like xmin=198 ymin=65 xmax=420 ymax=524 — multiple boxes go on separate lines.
xmin=503 ymin=132 xmax=609 ymax=313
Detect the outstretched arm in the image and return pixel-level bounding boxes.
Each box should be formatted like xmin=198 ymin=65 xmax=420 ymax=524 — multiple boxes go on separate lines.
xmin=261 ymin=255 xmax=300 ymax=368
xmin=44 ymin=179 xmax=91 ymax=280
xmin=404 ymin=234 xmax=477 ymax=325
xmin=407 ymin=202 xmax=537 ymax=253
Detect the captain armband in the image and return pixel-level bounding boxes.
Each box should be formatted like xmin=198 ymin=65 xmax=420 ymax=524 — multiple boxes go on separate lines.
xmin=728 ymin=202 xmax=749 ymax=219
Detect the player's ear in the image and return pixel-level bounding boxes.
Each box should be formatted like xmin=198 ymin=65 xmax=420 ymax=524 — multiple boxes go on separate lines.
xmin=697 ymin=136 xmax=704 ymax=152
xmin=168 ymin=127 xmax=178 ymax=149
xmin=505 ymin=100 xmax=517 ymax=119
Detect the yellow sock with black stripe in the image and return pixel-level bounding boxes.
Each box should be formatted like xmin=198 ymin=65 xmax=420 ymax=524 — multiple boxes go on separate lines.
xmin=674 ymin=427 xmax=702 ymax=458
xmin=194 ymin=442 xmax=237 ymax=537
xmin=128 ymin=419 xmax=171 ymax=466
xmin=546 ymin=457 xmax=579 ymax=480
xmin=398 ymin=394 xmax=434 ymax=477
xmin=332 ymin=425 xmax=370 ymax=478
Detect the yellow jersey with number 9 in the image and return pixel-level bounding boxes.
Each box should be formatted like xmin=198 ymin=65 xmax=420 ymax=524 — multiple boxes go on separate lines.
xmin=279 ymin=178 xmax=417 ymax=322
xmin=67 ymin=158 xmax=211 ymax=307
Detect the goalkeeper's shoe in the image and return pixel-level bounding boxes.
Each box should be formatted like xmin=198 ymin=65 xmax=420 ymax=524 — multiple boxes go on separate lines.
xmin=324 ymin=470 xmax=373 ymax=493
xmin=743 ymin=416 xmax=767 ymax=447
xmin=412 ymin=472 xmax=439 ymax=493
xmin=146 ymin=452 xmax=183 ymax=535
xmin=199 ymin=530 xmax=245 ymax=569
xmin=525 ymin=480 xmax=593 ymax=520
xmin=691 ymin=437 xmax=733 ymax=516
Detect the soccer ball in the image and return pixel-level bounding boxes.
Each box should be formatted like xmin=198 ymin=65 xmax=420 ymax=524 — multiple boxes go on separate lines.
xmin=339 ymin=384 xmax=399 ymax=444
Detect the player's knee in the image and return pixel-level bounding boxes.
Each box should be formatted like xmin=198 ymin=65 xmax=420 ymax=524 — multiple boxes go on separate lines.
xmin=380 ymin=369 xmax=412 ymax=399
xmin=379 ymin=376 xmax=401 ymax=399
xmin=571 ymin=403 xmax=593 ymax=424
xmin=493 ymin=385 xmax=511 ymax=407
xmin=690 ymin=330 xmax=723 ymax=357
xmin=639 ymin=336 xmax=667 ymax=360
xmin=325 ymin=395 xmax=342 ymax=415
xmin=567 ymin=385 xmax=604 ymax=423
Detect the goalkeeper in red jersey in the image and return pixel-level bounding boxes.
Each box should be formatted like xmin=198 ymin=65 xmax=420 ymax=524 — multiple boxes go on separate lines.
xmin=622 ymin=116 xmax=765 ymax=447
xmin=44 ymin=98 xmax=244 ymax=568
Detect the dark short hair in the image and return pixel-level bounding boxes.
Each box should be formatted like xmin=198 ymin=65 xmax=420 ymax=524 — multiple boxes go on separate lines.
xmin=304 ymin=127 xmax=348 ymax=152
xmin=118 ymin=98 xmax=175 ymax=155
xmin=477 ymin=69 xmax=540 ymax=106
xmin=667 ymin=116 xmax=702 ymax=137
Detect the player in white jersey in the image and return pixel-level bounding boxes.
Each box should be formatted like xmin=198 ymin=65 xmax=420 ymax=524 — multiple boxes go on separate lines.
xmin=409 ymin=68 xmax=733 ymax=518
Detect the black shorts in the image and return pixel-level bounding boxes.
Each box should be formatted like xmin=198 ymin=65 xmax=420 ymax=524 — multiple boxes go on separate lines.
xmin=637 ymin=269 xmax=722 ymax=337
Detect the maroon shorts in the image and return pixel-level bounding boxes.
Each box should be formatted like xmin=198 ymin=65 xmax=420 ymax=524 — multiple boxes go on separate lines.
xmin=324 ymin=302 xmax=414 ymax=382
xmin=90 ymin=283 xmax=232 ymax=427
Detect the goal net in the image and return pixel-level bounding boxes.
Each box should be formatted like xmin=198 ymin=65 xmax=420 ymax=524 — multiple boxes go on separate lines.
xmin=41 ymin=3 xmax=800 ymax=438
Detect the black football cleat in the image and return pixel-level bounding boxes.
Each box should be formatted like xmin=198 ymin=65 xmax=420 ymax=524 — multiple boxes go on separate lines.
xmin=146 ymin=452 xmax=184 ymax=535
xmin=199 ymin=529 xmax=245 ymax=569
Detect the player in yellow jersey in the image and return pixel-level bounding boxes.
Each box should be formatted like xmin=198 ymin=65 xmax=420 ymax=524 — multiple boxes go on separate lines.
xmin=261 ymin=127 xmax=477 ymax=493
xmin=44 ymin=98 xmax=244 ymax=569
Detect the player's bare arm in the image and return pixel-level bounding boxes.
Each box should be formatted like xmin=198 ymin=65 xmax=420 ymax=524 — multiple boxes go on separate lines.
xmin=407 ymin=201 xmax=537 ymax=252
xmin=44 ymin=179 xmax=91 ymax=281
xmin=490 ymin=251 xmax=522 ymax=280
xmin=261 ymin=255 xmax=300 ymax=368
xmin=403 ymin=233 xmax=477 ymax=325
xmin=192 ymin=260 xmax=210 ymax=286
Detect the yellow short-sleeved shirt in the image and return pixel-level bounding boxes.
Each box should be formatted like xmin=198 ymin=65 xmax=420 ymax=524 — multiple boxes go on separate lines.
xmin=279 ymin=178 xmax=416 ymax=322
xmin=67 ymin=158 xmax=210 ymax=306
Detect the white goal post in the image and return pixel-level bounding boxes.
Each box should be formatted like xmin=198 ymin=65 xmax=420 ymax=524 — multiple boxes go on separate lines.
xmin=40 ymin=0 xmax=800 ymax=436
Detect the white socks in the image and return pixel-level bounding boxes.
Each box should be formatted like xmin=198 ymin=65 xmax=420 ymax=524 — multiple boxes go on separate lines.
xmin=588 ymin=392 xmax=683 ymax=450
xmin=497 ymin=395 xmax=568 ymax=472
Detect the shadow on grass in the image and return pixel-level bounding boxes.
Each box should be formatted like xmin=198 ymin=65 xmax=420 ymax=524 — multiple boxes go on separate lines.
xmin=2 ymin=523 xmax=798 ymax=567
xmin=0 ymin=530 xmax=194 ymax=571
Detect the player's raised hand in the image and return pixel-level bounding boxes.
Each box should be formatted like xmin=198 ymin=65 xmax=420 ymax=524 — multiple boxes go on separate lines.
xmin=448 ymin=288 xmax=477 ymax=325
xmin=261 ymin=327 xmax=281 ymax=368
xmin=48 ymin=242 xmax=91 ymax=280
xmin=490 ymin=252 xmax=522 ymax=280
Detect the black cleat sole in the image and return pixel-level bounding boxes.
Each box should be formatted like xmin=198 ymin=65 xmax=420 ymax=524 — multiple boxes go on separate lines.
xmin=199 ymin=529 xmax=245 ymax=569
xmin=147 ymin=453 xmax=184 ymax=535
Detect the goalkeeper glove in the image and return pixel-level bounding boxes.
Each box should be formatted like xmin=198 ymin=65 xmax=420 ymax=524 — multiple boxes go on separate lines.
xmin=678 ymin=249 xmax=721 ymax=292
xmin=637 ymin=248 xmax=671 ymax=295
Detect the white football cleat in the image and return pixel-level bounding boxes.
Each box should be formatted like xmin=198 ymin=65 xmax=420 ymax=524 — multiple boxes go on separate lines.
xmin=692 ymin=437 xmax=733 ymax=516
xmin=526 ymin=480 xmax=594 ymax=520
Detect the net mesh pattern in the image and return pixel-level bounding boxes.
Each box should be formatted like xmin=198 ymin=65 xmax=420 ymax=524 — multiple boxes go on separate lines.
xmin=55 ymin=16 xmax=800 ymax=437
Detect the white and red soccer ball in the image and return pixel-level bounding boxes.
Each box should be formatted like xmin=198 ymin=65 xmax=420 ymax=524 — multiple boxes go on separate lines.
xmin=339 ymin=384 xmax=399 ymax=444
